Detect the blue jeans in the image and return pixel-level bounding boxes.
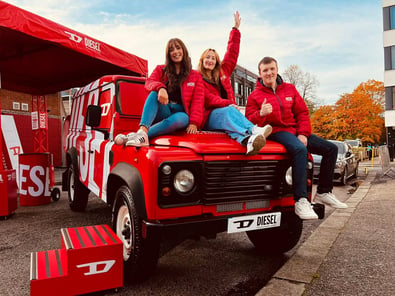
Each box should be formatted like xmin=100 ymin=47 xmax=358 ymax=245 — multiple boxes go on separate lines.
xmin=140 ymin=91 xmax=189 ymax=138
xmin=204 ymin=106 xmax=254 ymax=144
xmin=268 ymin=132 xmax=338 ymax=200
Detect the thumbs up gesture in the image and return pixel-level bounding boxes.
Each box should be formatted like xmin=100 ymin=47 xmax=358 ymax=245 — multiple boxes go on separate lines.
xmin=260 ymin=98 xmax=273 ymax=117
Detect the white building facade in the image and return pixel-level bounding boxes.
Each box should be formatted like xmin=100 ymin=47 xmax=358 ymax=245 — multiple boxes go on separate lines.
xmin=383 ymin=0 xmax=395 ymax=159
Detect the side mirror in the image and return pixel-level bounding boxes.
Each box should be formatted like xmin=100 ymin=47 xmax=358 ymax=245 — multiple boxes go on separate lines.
xmin=86 ymin=105 xmax=102 ymax=127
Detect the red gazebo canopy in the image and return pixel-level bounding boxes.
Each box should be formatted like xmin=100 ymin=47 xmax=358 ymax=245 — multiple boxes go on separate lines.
xmin=0 ymin=0 xmax=148 ymax=95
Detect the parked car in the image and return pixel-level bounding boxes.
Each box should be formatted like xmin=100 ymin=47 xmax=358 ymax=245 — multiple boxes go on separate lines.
xmin=344 ymin=139 xmax=362 ymax=148
xmin=312 ymin=140 xmax=359 ymax=185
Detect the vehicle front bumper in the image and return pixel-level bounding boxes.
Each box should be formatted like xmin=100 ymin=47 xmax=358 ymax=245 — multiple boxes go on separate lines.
xmin=142 ymin=204 xmax=325 ymax=240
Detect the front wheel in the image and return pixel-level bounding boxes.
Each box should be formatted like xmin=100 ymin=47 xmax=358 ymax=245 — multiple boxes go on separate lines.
xmin=112 ymin=185 xmax=160 ymax=283
xmin=353 ymin=162 xmax=359 ymax=178
xmin=246 ymin=211 xmax=303 ymax=254
xmin=341 ymin=167 xmax=348 ymax=185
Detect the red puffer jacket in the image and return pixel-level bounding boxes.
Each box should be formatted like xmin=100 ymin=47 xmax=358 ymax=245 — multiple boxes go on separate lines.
xmin=202 ymin=28 xmax=240 ymax=126
xmin=245 ymin=76 xmax=311 ymax=137
xmin=145 ymin=65 xmax=205 ymax=128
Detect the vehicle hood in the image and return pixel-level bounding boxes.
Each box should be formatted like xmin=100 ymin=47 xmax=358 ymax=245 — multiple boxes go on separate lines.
xmin=152 ymin=131 xmax=287 ymax=154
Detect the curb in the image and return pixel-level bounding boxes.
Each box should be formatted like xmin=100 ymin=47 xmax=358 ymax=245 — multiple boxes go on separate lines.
xmin=255 ymin=171 xmax=376 ymax=296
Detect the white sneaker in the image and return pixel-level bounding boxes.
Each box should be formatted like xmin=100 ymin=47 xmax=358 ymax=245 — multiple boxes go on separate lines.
xmin=251 ymin=124 xmax=273 ymax=138
xmin=125 ymin=131 xmax=149 ymax=147
xmin=114 ymin=132 xmax=135 ymax=145
xmin=246 ymin=134 xmax=266 ymax=155
xmin=295 ymin=198 xmax=318 ymax=220
xmin=315 ymin=192 xmax=348 ymax=209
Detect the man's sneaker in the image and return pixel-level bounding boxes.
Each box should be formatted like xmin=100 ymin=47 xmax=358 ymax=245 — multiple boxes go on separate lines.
xmin=294 ymin=198 xmax=318 ymax=220
xmin=251 ymin=124 xmax=273 ymax=138
xmin=114 ymin=132 xmax=135 ymax=146
xmin=246 ymin=134 xmax=266 ymax=155
xmin=314 ymin=192 xmax=348 ymax=209
xmin=125 ymin=131 xmax=149 ymax=147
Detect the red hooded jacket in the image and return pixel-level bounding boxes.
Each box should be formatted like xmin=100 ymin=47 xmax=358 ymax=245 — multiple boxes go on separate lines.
xmin=201 ymin=28 xmax=240 ymax=126
xmin=245 ymin=76 xmax=311 ymax=137
xmin=145 ymin=65 xmax=205 ymax=128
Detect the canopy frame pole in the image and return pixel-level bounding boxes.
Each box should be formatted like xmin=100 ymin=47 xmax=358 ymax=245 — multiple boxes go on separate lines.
xmin=0 ymin=72 xmax=4 ymax=170
xmin=31 ymin=95 xmax=48 ymax=153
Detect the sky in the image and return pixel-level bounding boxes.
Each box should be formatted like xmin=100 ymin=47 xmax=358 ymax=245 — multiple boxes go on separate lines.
xmin=5 ymin=0 xmax=384 ymax=105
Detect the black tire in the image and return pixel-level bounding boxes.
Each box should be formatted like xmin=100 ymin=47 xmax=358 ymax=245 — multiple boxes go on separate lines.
xmin=246 ymin=212 xmax=303 ymax=254
xmin=354 ymin=162 xmax=359 ymax=178
xmin=67 ymin=163 xmax=89 ymax=212
xmin=341 ymin=167 xmax=348 ymax=185
xmin=51 ymin=187 xmax=61 ymax=202
xmin=112 ymin=185 xmax=160 ymax=283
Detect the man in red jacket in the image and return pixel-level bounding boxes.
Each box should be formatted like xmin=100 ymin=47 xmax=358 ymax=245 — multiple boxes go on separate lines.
xmin=246 ymin=56 xmax=347 ymax=220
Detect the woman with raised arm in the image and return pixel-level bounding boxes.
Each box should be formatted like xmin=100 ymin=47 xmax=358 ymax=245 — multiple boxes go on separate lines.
xmin=115 ymin=38 xmax=204 ymax=146
xmin=198 ymin=11 xmax=272 ymax=155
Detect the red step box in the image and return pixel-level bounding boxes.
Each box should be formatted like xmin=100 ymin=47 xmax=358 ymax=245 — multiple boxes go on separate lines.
xmin=30 ymin=249 xmax=68 ymax=296
xmin=30 ymin=224 xmax=123 ymax=296
xmin=0 ymin=169 xmax=18 ymax=218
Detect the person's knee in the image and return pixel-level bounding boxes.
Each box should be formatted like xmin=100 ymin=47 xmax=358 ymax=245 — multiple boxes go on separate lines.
xmin=326 ymin=141 xmax=338 ymax=156
xmin=172 ymin=112 xmax=189 ymax=128
xmin=294 ymin=143 xmax=307 ymax=155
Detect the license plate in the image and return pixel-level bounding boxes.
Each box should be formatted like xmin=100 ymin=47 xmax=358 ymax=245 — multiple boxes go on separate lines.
xmin=227 ymin=212 xmax=281 ymax=233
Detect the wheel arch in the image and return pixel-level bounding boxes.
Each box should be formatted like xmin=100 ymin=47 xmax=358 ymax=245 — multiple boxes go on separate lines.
xmin=108 ymin=162 xmax=147 ymax=219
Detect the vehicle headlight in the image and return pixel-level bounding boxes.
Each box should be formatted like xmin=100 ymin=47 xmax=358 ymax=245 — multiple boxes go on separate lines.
xmin=285 ymin=166 xmax=292 ymax=185
xmin=174 ymin=170 xmax=195 ymax=193
xmin=335 ymin=160 xmax=345 ymax=169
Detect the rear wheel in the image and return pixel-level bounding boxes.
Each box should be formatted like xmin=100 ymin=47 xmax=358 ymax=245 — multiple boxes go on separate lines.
xmin=353 ymin=162 xmax=359 ymax=178
xmin=113 ymin=185 xmax=160 ymax=283
xmin=67 ymin=163 xmax=89 ymax=212
xmin=246 ymin=212 xmax=303 ymax=254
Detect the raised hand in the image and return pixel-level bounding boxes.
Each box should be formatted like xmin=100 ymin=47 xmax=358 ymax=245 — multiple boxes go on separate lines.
xmin=234 ymin=11 xmax=241 ymax=29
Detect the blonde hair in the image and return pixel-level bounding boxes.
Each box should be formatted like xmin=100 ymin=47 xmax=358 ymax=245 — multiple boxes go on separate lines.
xmin=198 ymin=49 xmax=221 ymax=85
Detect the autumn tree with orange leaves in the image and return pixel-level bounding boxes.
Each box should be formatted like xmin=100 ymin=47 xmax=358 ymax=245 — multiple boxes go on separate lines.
xmin=311 ymin=80 xmax=384 ymax=144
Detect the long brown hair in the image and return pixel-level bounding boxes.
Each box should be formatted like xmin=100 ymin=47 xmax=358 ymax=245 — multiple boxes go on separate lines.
xmin=164 ymin=38 xmax=192 ymax=93
xmin=198 ymin=49 xmax=221 ymax=85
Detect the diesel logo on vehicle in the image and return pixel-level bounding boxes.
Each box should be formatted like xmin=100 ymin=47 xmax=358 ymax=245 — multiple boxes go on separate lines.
xmin=228 ymin=212 xmax=282 ymax=233
xmin=233 ymin=219 xmax=254 ymax=229
xmin=257 ymin=214 xmax=277 ymax=226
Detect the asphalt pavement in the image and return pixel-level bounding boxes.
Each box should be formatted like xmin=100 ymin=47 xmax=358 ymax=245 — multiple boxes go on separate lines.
xmin=3 ymin=161 xmax=394 ymax=296
xmin=256 ymin=160 xmax=395 ymax=296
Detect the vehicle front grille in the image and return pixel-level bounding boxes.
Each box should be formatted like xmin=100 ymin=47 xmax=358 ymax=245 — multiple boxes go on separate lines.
xmin=201 ymin=160 xmax=291 ymax=204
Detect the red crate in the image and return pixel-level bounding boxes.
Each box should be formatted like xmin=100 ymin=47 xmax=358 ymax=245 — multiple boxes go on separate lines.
xmin=30 ymin=225 xmax=123 ymax=296
xmin=0 ymin=169 xmax=17 ymax=217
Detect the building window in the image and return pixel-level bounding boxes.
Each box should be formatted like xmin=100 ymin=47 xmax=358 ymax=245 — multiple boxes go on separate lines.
xmin=384 ymin=6 xmax=395 ymax=30
xmin=384 ymin=46 xmax=395 ymax=70
xmin=385 ymin=86 xmax=395 ymax=110
xmin=234 ymin=82 xmax=239 ymax=95
xmin=391 ymin=6 xmax=395 ymax=29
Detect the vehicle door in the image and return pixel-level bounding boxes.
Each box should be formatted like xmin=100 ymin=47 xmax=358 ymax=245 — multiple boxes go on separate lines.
xmin=77 ymin=81 xmax=115 ymax=201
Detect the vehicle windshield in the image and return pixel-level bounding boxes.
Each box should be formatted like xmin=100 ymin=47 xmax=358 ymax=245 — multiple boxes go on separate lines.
xmin=333 ymin=142 xmax=345 ymax=154
xmin=345 ymin=140 xmax=360 ymax=147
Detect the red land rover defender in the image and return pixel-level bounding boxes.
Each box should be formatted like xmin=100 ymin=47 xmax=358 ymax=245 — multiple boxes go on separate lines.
xmin=62 ymin=75 xmax=322 ymax=282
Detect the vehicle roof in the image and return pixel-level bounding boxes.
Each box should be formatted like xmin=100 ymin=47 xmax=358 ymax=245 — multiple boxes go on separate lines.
xmin=73 ymin=75 xmax=146 ymax=98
